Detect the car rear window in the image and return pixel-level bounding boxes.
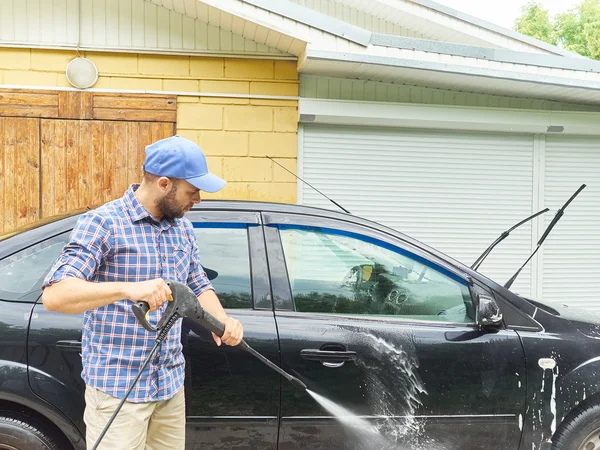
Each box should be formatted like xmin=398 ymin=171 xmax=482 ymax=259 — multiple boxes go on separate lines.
xmin=0 ymin=234 xmax=69 ymax=301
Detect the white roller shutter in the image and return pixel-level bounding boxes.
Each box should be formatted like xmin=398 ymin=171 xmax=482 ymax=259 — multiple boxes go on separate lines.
xmin=542 ymin=136 xmax=600 ymax=309
xmin=300 ymin=124 xmax=537 ymax=296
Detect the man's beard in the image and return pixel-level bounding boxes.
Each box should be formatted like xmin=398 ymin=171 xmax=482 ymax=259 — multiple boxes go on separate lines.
xmin=156 ymin=185 xmax=185 ymax=220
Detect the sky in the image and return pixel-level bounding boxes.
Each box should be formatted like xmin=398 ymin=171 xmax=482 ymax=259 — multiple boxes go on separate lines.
xmin=434 ymin=0 xmax=582 ymax=30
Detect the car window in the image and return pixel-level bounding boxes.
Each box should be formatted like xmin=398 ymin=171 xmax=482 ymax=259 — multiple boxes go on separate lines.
xmin=279 ymin=225 xmax=474 ymax=323
xmin=193 ymin=225 xmax=252 ymax=309
xmin=0 ymin=234 xmax=69 ymax=301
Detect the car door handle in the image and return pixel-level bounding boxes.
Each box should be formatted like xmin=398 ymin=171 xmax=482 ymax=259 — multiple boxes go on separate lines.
xmin=56 ymin=340 xmax=82 ymax=352
xmin=300 ymin=349 xmax=357 ymax=363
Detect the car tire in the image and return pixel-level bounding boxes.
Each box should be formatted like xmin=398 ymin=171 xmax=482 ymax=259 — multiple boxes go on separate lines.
xmin=553 ymin=402 xmax=600 ymax=450
xmin=0 ymin=414 xmax=61 ymax=450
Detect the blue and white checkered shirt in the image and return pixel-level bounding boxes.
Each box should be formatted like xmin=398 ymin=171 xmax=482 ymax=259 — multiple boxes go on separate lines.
xmin=43 ymin=184 xmax=212 ymax=403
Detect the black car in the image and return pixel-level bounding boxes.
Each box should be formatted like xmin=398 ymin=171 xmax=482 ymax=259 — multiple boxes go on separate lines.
xmin=1 ymin=201 xmax=600 ymax=450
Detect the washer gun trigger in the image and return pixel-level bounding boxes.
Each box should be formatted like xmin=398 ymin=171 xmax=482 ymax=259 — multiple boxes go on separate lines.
xmin=132 ymin=293 xmax=174 ymax=332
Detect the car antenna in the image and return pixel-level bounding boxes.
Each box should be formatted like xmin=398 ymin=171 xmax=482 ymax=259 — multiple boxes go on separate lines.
xmin=267 ymin=155 xmax=351 ymax=214
xmin=504 ymin=183 xmax=586 ymax=290
xmin=471 ymin=208 xmax=549 ymax=271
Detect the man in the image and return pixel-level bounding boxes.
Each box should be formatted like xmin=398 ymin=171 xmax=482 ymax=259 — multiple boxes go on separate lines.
xmin=41 ymin=135 xmax=243 ymax=449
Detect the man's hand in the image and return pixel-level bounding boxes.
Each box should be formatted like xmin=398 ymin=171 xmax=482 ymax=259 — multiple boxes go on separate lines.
xmin=212 ymin=317 xmax=244 ymax=347
xmin=197 ymin=289 xmax=243 ymax=346
xmin=125 ymin=278 xmax=172 ymax=312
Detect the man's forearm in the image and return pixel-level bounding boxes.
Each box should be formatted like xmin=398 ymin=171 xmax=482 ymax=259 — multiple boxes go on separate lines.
xmin=42 ymin=278 xmax=129 ymax=314
xmin=197 ymin=289 xmax=228 ymax=322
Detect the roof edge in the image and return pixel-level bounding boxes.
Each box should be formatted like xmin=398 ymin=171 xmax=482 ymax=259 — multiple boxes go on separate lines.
xmin=406 ymin=0 xmax=585 ymax=59
xmin=370 ymin=34 xmax=600 ymax=73
xmin=241 ymin=0 xmax=371 ymax=46
xmin=306 ymin=49 xmax=600 ymax=93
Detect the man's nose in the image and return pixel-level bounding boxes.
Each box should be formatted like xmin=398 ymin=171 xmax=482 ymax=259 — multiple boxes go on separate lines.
xmin=193 ymin=192 xmax=201 ymax=203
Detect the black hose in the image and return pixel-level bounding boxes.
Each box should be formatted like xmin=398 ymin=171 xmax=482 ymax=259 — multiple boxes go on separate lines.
xmin=91 ymin=315 xmax=179 ymax=450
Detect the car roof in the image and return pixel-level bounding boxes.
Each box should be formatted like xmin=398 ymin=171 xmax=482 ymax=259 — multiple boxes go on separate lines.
xmin=192 ymin=199 xmax=354 ymax=219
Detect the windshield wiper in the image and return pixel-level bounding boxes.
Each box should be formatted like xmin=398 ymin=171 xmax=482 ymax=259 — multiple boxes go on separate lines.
xmin=471 ymin=208 xmax=549 ymax=271
xmin=504 ymin=184 xmax=586 ymax=290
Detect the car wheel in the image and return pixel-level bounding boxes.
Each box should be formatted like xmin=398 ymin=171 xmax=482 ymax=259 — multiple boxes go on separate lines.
xmin=0 ymin=415 xmax=61 ymax=450
xmin=553 ymin=402 xmax=600 ymax=450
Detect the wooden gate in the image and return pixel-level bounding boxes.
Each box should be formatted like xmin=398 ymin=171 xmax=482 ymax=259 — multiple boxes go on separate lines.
xmin=0 ymin=90 xmax=176 ymax=234
xmin=0 ymin=117 xmax=40 ymax=231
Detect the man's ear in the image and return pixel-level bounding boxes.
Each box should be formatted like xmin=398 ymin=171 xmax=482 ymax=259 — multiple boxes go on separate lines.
xmin=157 ymin=177 xmax=171 ymax=192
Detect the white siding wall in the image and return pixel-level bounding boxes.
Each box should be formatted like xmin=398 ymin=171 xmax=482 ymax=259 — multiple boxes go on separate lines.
xmin=0 ymin=0 xmax=284 ymax=55
xmin=299 ymin=75 xmax=600 ymax=113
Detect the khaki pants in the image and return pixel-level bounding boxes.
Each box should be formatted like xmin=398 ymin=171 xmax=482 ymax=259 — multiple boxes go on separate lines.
xmin=84 ymin=385 xmax=185 ymax=450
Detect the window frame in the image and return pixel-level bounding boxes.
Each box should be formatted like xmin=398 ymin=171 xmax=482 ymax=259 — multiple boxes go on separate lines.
xmin=186 ymin=211 xmax=271 ymax=311
xmin=263 ymin=212 xmax=476 ymax=325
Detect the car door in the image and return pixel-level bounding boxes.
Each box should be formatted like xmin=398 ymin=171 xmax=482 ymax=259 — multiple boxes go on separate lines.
xmin=11 ymin=231 xmax=88 ymax=434
xmin=182 ymin=210 xmax=280 ymax=449
xmin=263 ymin=212 xmax=526 ymax=450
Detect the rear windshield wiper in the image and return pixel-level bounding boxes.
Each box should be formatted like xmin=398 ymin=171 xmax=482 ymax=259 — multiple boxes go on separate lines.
xmin=471 ymin=208 xmax=549 ymax=271
xmin=504 ymin=184 xmax=586 ymax=290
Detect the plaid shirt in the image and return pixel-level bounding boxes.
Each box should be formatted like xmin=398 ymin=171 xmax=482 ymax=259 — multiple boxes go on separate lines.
xmin=43 ymin=184 xmax=212 ymax=403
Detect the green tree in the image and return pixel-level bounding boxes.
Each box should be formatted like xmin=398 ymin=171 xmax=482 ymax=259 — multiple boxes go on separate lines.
xmin=555 ymin=0 xmax=600 ymax=59
xmin=514 ymin=0 xmax=600 ymax=60
xmin=514 ymin=1 xmax=557 ymax=45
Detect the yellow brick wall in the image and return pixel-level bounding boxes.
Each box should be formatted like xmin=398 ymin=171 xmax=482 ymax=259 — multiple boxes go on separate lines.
xmin=0 ymin=48 xmax=299 ymax=204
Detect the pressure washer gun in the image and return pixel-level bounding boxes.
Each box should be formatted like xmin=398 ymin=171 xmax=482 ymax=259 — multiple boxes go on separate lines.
xmin=92 ymin=281 xmax=306 ymax=450
xmin=132 ymin=280 xmax=307 ymax=391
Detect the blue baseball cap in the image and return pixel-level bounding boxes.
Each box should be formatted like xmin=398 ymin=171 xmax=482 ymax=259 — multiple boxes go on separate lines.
xmin=143 ymin=135 xmax=226 ymax=193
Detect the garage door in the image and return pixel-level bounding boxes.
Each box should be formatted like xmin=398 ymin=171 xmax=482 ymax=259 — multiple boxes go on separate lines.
xmin=300 ymin=124 xmax=537 ymax=297
xmin=542 ymin=136 xmax=600 ymax=309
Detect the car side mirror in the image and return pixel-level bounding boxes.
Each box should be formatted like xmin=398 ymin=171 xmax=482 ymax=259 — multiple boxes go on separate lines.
xmin=477 ymin=294 xmax=503 ymax=330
